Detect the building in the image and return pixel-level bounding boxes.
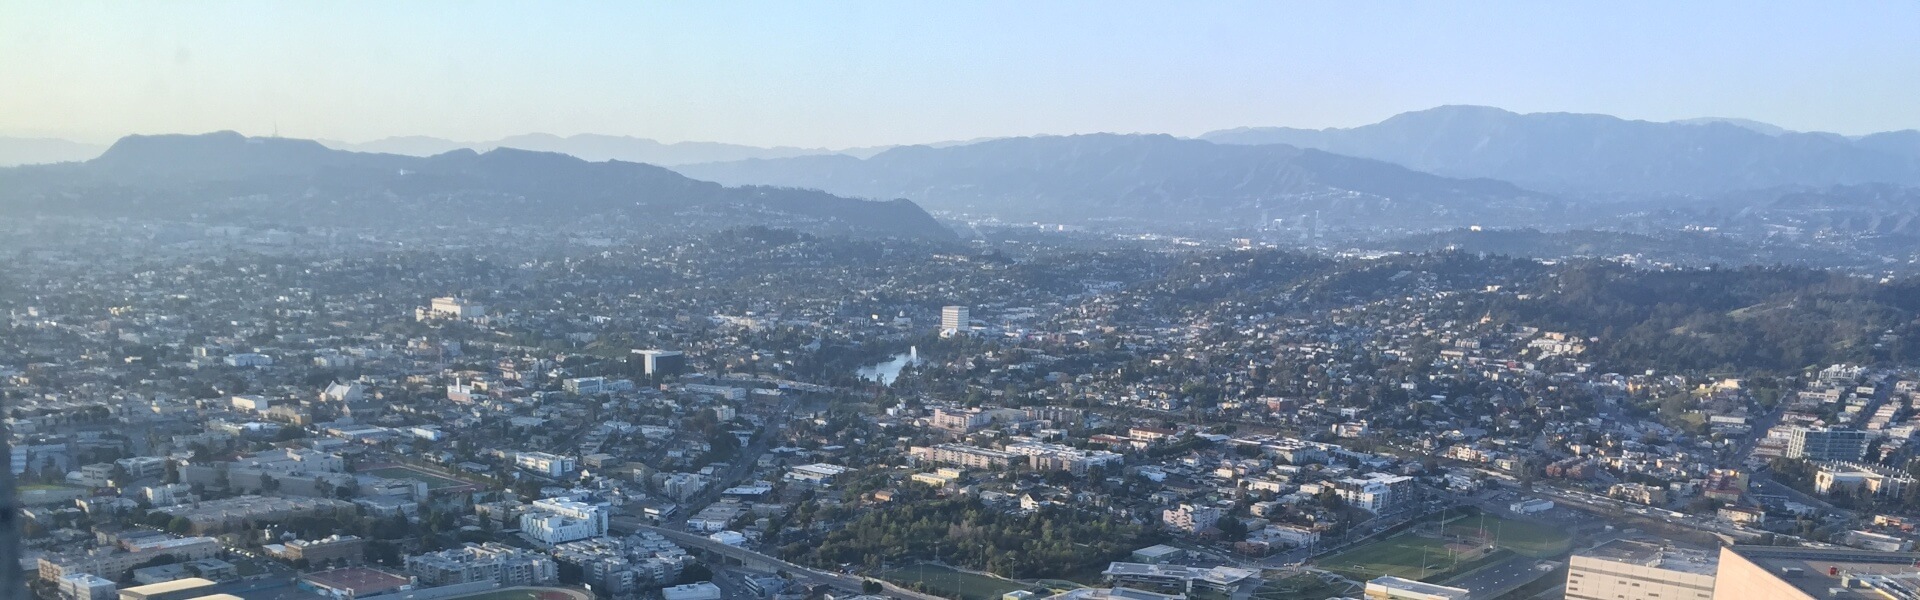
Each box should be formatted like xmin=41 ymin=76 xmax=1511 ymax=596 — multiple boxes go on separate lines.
xmin=1101 ymin=563 xmax=1254 ymax=594
xmin=633 ymin=350 xmax=687 ymax=377
xmin=420 ymin=297 xmax=485 ymax=321
xmin=662 ymin=582 xmax=723 ymax=600
xmin=563 ymin=376 xmax=632 ymax=395
xmin=1331 ymin=473 xmax=1415 ymax=513
xmin=1814 ymin=462 xmax=1915 ymax=497
xmin=405 ymin=543 xmax=557 ymax=587
xmin=1363 ymin=576 xmax=1468 ymax=600
xmin=38 ymin=537 xmax=222 ymax=582
xmin=1786 ymin=428 xmax=1868 ymax=462
xmin=1005 ymin=442 xmax=1124 ymax=475
xmin=1131 ymin=545 xmax=1184 ymax=564
xmin=298 ymin=567 xmax=414 ymax=600
xmin=221 ymin=353 xmax=272 ymax=368
xmin=117 ymin=578 xmax=214 ymax=600
xmin=229 ymin=395 xmax=271 ymax=413
xmin=515 ymin=452 xmax=576 ymax=478
xmin=1040 ymin=588 xmax=1185 ymax=600
xmin=1711 ymin=545 xmax=1920 ymax=600
xmin=264 ymin=535 xmax=366 ymax=567
xmin=909 ymin=444 xmax=1015 ymax=469
xmin=941 ymin=305 xmax=970 ymax=335
xmin=56 ymin=574 xmax=116 ymax=600
xmin=519 ymin=495 xmax=608 ymax=545
xmin=1161 ymin=504 xmax=1221 ymax=533
xmin=1510 ymin=498 xmax=1555 ymax=514
xmin=1565 ymin=540 xmax=1717 ymax=600
xmin=550 ymin=534 xmax=692 ymax=595
xmin=930 ymin=407 xmax=993 ymax=432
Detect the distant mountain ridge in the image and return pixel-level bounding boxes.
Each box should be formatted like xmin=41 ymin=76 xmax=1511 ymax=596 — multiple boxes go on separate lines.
xmin=0 ymin=137 xmax=107 ymax=166
xmin=1202 ymin=105 xmax=1920 ymax=195
xmin=676 ymin=133 xmax=1562 ymax=230
xmin=0 ymin=131 xmax=955 ymax=240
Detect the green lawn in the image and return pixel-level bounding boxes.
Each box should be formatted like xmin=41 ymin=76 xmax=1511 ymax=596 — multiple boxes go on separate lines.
xmin=880 ymin=564 xmax=1032 ymax=600
xmin=1319 ymin=533 xmax=1475 ymax=581
xmin=1440 ymin=515 xmax=1572 ymax=558
xmin=366 ymin=466 xmax=467 ymax=489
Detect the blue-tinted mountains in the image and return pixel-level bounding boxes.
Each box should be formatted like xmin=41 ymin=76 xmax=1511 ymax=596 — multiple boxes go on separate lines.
xmin=1203 ymin=105 xmax=1920 ymax=195
xmin=677 ymin=133 xmax=1563 ymax=229
xmin=0 ymin=131 xmax=954 ymax=240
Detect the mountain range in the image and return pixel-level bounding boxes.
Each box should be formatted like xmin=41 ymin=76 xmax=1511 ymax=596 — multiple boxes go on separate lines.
xmin=0 ymin=132 xmax=955 ymax=240
xmin=676 ymin=133 xmax=1563 ymax=230
xmin=1201 ymin=105 xmax=1920 ymax=196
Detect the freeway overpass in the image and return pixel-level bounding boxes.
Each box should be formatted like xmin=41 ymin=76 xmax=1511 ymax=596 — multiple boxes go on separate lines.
xmin=611 ymin=519 xmax=947 ymax=600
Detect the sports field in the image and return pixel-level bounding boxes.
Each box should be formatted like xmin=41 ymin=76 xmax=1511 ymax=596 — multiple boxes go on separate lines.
xmin=880 ymin=564 xmax=1030 ymax=600
xmin=366 ymin=465 xmax=468 ymax=489
xmin=1439 ymin=514 xmax=1571 ymax=558
xmin=1318 ymin=532 xmax=1491 ymax=581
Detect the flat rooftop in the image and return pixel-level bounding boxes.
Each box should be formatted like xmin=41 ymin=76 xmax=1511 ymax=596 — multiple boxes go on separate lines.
xmin=1366 ymin=576 xmax=1469 ymax=599
xmin=1580 ymin=539 xmax=1718 ymax=576
xmin=1729 ymin=545 xmax=1920 ymax=600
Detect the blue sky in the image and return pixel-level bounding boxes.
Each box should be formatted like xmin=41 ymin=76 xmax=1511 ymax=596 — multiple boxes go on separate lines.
xmin=3 ymin=1 xmax=1917 ymax=147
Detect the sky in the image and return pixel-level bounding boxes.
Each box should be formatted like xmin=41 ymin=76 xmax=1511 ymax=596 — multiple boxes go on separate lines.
xmin=3 ymin=2 xmax=1918 ymax=148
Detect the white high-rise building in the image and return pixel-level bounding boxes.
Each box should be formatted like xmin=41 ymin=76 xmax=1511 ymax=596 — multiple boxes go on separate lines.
xmin=941 ymin=305 xmax=969 ymax=335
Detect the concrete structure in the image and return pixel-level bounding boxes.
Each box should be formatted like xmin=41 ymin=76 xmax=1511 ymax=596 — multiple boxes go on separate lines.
xmin=1161 ymin=504 xmax=1220 ymax=533
xmin=1786 ymin=427 xmax=1868 ymax=462
xmin=405 ymin=543 xmax=557 ymax=587
xmin=909 ymin=444 xmax=1015 ymax=469
xmin=1711 ymin=545 xmax=1920 ymax=600
xmin=1363 ymin=576 xmax=1468 ymax=600
xmin=264 ymin=535 xmax=366 ymax=567
xmin=662 ymin=582 xmax=722 ymax=600
xmin=1101 ymin=563 xmax=1254 ymax=594
xmin=634 ymin=350 xmax=687 ymax=376
xmin=520 ymin=495 xmax=608 ymax=545
xmin=1566 ymin=540 xmax=1716 ymax=600
xmin=56 ymin=574 xmax=115 ymax=600
xmin=930 ymin=408 xmax=992 ymax=432
xmin=38 ymin=537 xmax=222 ymax=582
xmin=421 ymin=297 xmax=485 ymax=321
xmin=515 ymin=451 xmax=576 ymax=478
xmin=299 ymin=567 xmax=415 ymax=600
xmin=1130 ymin=545 xmax=1184 ymax=564
xmin=117 ymin=578 xmax=214 ymax=600
xmin=1814 ymin=461 xmax=1915 ymax=497
xmin=1332 ymin=473 xmax=1415 ymax=513
xmin=941 ymin=305 xmax=970 ymax=335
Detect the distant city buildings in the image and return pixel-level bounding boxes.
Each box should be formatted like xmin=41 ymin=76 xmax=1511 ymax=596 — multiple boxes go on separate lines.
xmin=406 ymin=542 xmax=556 ymax=587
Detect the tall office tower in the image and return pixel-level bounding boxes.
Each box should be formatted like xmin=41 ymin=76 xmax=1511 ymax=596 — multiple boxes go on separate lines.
xmin=941 ymin=305 xmax=969 ymax=334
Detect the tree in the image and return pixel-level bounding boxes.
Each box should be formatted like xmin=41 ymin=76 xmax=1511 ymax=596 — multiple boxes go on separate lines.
xmin=862 ymin=580 xmax=883 ymax=594
xmin=675 ymin=563 xmax=714 ymax=585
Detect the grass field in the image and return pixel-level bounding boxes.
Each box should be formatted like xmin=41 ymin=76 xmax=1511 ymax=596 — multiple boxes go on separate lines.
xmin=367 ymin=466 xmax=467 ymax=489
xmin=1319 ymin=532 xmax=1482 ymax=581
xmin=1439 ymin=514 xmax=1572 ymax=558
xmin=880 ymin=564 xmax=1031 ymax=600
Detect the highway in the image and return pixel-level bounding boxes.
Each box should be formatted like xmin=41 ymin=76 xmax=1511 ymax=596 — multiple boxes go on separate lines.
xmin=610 ymin=518 xmax=945 ymax=600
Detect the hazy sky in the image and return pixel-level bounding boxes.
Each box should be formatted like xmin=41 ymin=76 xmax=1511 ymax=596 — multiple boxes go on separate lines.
xmin=5 ymin=2 xmax=1918 ymax=147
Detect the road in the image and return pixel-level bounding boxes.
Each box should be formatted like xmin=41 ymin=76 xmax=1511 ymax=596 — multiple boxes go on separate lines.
xmin=610 ymin=520 xmax=945 ymax=600
xmin=663 ymin=397 xmax=798 ymax=528
xmin=1440 ymin=555 xmax=1548 ymax=600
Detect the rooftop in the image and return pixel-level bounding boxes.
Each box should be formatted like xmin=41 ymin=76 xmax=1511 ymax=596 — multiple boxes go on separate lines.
xmin=1727 ymin=545 xmax=1920 ymax=600
xmin=1579 ymin=539 xmax=1719 ymax=576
